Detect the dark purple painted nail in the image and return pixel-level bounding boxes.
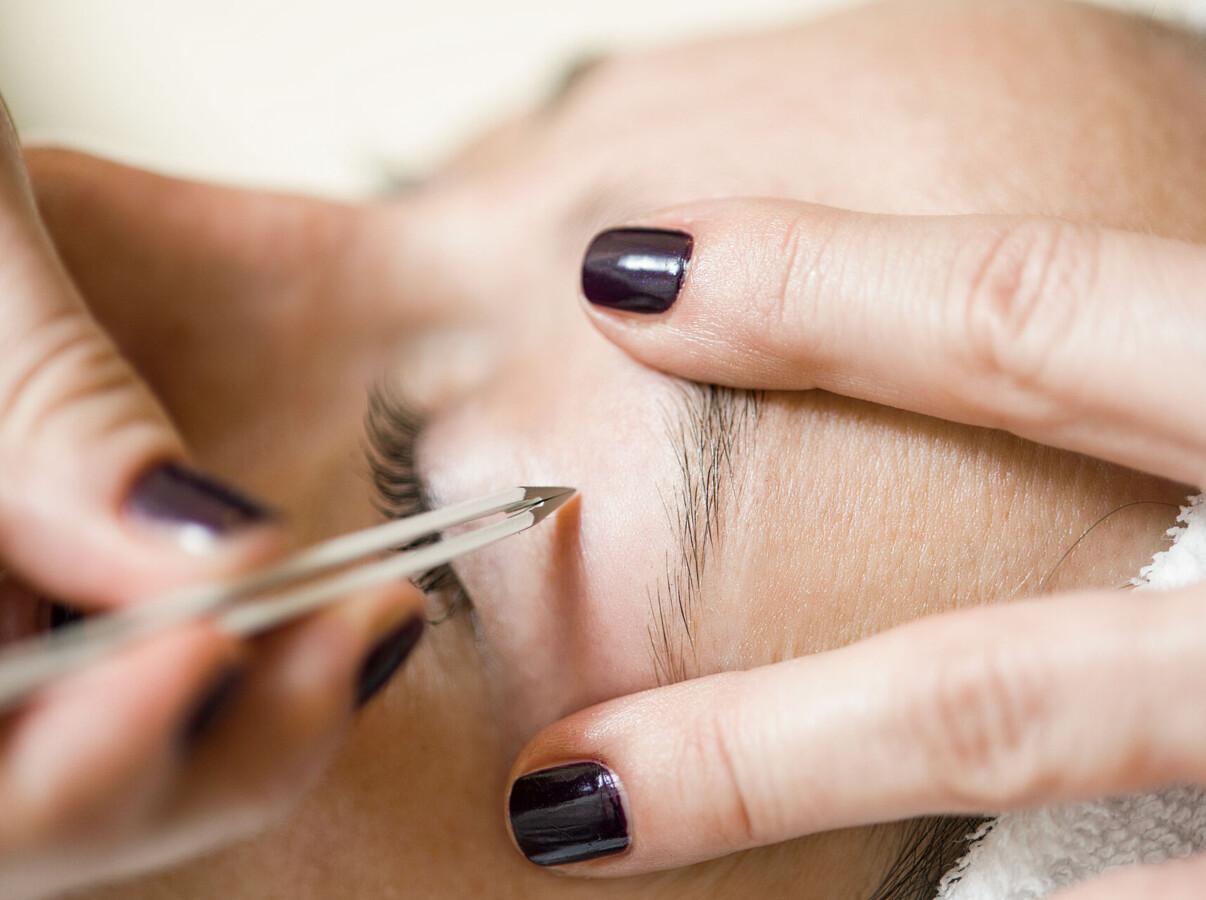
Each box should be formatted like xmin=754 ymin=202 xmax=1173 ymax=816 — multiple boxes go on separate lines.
xmin=126 ymin=462 xmax=275 ymax=547
xmin=178 ymin=666 xmax=243 ymax=752
xmin=582 ymin=228 xmax=692 ymax=314
xmin=509 ymin=762 xmax=629 ymax=866
xmin=355 ymin=616 xmax=424 ymax=709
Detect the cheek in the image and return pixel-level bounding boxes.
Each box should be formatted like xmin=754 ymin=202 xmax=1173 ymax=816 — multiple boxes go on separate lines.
xmin=419 ymin=354 xmax=684 ymax=747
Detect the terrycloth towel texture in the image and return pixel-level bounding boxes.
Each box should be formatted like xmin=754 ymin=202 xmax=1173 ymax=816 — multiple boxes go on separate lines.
xmin=936 ymin=494 xmax=1206 ymax=900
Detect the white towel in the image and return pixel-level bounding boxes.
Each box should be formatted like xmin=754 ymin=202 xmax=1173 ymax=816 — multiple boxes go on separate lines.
xmin=936 ymin=495 xmax=1206 ymax=900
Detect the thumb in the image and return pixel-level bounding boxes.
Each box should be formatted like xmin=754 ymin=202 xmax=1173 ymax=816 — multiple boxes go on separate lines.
xmin=0 ymin=146 xmax=277 ymax=610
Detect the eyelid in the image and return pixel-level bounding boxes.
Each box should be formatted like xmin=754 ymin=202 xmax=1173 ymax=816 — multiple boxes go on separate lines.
xmin=364 ymin=384 xmax=473 ymax=622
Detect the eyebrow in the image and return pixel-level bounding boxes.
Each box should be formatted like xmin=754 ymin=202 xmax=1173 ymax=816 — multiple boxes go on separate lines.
xmin=649 ymin=384 xmax=761 ymax=685
xmin=368 ymin=379 xmax=761 ymax=666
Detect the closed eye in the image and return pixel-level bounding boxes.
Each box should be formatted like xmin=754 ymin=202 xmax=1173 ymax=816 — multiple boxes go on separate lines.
xmin=364 ymin=384 xmax=471 ymax=623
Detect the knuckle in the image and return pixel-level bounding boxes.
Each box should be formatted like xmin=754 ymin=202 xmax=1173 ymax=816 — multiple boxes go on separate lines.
xmin=0 ymin=307 xmax=141 ymax=447
xmin=678 ymin=691 xmax=777 ymax=849
xmin=748 ymin=208 xmax=833 ymax=367
xmin=950 ymin=220 xmax=1100 ymax=425
xmin=910 ymin=639 xmax=1057 ymax=808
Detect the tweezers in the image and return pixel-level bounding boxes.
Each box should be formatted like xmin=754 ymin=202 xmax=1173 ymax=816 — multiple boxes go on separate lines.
xmin=0 ymin=485 xmax=575 ymax=713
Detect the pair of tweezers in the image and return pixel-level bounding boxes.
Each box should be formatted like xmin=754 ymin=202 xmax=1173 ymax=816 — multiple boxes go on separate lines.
xmin=0 ymin=486 xmax=575 ymax=713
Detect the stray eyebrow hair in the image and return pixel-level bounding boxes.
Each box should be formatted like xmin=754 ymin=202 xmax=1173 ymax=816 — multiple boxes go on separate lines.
xmin=649 ymin=384 xmax=761 ymax=685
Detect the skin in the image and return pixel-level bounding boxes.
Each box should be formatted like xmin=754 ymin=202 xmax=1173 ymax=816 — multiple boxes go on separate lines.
xmin=0 ymin=19 xmax=422 ymax=900
xmin=15 ymin=0 xmax=1204 ymax=896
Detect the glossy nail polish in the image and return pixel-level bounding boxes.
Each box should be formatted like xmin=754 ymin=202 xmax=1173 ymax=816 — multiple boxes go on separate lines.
xmin=581 ymin=228 xmax=692 ymax=314
xmin=126 ymin=462 xmax=276 ymax=551
xmin=509 ymin=762 xmax=629 ymax=866
xmin=355 ymin=616 xmax=424 ymax=709
xmin=178 ymin=666 xmax=243 ymax=752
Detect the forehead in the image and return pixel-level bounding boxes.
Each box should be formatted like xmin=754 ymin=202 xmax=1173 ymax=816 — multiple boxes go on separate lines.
xmin=407 ymin=0 xmax=1206 ymax=695
xmin=529 ymin=0 xmax=1206 ymax=239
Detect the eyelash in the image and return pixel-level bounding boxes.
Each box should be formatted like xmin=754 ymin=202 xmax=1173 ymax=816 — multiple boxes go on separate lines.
xmin=364 ymin=387 xmax=471 ymax=624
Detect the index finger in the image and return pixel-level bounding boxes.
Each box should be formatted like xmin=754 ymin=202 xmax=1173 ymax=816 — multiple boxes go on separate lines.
xmin=507 ymin=586 xmax=1206 ymax=874
xmin=580 ymin=199 xmax=1206 ymax=487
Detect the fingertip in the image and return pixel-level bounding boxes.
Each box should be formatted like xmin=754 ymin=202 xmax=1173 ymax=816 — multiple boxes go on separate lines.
xmin=576 ymin=218 xmax=709 ymax=384
xmin=354 ymin=613 xmax=424 ymax=710
xmin=580 ymin=227 xmax=693 ymax=316
xmin=505 ymin=702 xmax=646 ymax=875
xmin=507 ymin=760 xmax=631 ymax=869
xmin=0 ymin=336 xmax=287 ymax=609
xmin=123 ymin=459 xmax=282 ymax=556
xmin=164 ymin=583 xmax=426 ymax=825
xmin=237 ymin=581 xmax=424 ymax=727
xmin=577 ymin=198 xmax=822 ymax=388
xmin=85 ymin=452 xmax=289 ymax=609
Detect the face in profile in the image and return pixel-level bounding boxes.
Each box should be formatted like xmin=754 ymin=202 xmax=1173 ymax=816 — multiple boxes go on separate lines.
xmin=29 ymin=1 xmax=1205 ymax=897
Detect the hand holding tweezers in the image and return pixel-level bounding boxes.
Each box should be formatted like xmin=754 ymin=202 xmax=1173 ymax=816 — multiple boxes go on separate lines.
xmin=0 ymin=486 xmax=575 ymax=713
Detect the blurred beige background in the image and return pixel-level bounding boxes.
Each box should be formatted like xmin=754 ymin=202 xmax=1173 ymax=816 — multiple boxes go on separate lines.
xmin=0 ymin=0 xmax=1201 ymax=196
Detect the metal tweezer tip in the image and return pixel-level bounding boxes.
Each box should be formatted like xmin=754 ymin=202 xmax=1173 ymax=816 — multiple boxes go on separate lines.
xmin=521 ymin=486 xmax=577 ymax=524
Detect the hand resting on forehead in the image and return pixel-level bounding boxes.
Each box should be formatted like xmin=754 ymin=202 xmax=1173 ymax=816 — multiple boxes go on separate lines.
xmin=22 ymin=1 xmax=1206 ymax=897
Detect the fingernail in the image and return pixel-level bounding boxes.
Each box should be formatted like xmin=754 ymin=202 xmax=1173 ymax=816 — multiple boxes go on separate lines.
xmin=581 ymin=228 xmax=692 ymax=314
xmin=126 ymin=461 xmax=276 ymax=552
xmin=355 ymin=615 xmax=424 ymax=709
xmin=509 ymin=762 xmax=629 ymax=866
xmin=177 ymin=666 xmax=243 ymax=752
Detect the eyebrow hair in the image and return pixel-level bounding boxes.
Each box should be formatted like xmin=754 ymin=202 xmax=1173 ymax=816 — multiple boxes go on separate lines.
xmin=869 ymin=817 xmax=986 ymax=900
xmin=650 ymin=388 xmax=988 ymax=900
xmin=649 ymin=384 xmax=761 ymax=685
